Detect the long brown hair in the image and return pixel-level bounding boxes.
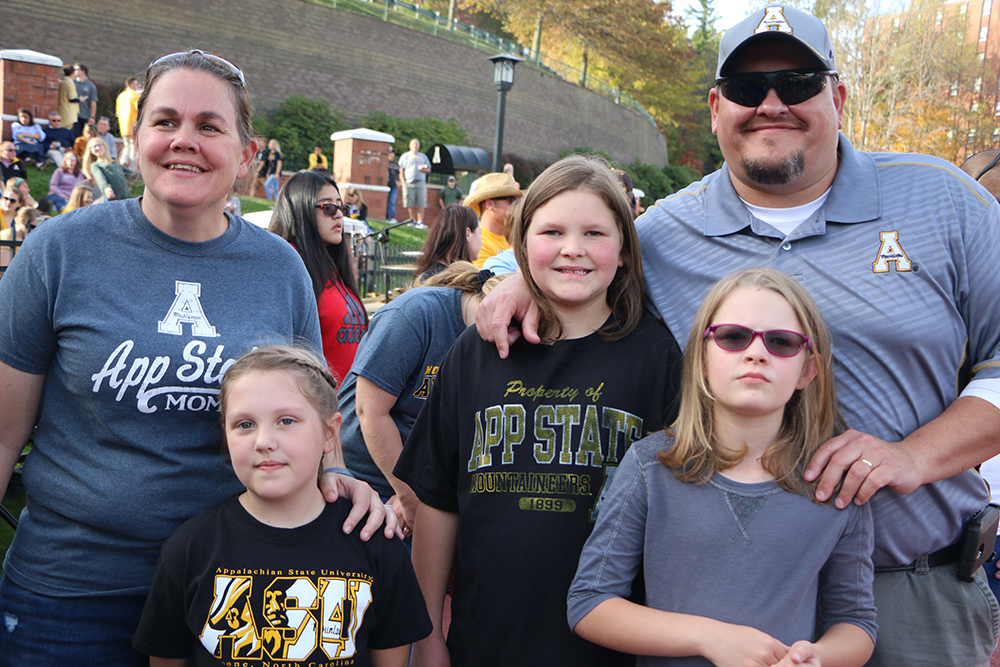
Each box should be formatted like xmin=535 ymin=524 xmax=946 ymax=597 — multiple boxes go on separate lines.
xmin=414 ymin=205 xmax=479 ymax=277
xmin=508 ymin=155 xmax=644 ymax=342
xmin=659 ymin=268 xmax=841 ymax=498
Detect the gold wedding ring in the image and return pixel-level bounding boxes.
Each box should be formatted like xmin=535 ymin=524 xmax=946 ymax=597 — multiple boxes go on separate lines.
xmin=859 ymin=458 xmax=875 ymax=470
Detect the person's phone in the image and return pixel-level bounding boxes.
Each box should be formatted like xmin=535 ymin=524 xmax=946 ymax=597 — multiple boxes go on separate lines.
xmin=958 ymin=504 xmax=1000 ymax=582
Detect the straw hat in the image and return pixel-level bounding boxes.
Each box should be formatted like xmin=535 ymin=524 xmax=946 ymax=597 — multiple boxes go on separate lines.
xmin=463 ymin=172 xmax=522 ymax=216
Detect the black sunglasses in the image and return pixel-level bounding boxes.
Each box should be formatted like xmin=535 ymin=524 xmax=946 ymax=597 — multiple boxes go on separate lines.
xmin=704 ymin=324 xmax=812 ymax=358
xmin=715 ymin=70 xmax=837 ymax=108
xmin=316 ymin=202 xmax=350 ymax=217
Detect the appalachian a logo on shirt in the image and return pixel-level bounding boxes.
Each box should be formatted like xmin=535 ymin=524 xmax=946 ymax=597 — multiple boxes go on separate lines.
xmin=872 ymin=231 xmax=913 ymax=273
xmin=158 ymin=280 xmax=218 ymax=337
xmin=412 ymin=365 xmax=440 ymax=400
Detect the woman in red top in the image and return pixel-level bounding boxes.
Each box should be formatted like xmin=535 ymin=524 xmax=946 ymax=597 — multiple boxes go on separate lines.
xmin=269 ymin=171 xmax=367 ymax=384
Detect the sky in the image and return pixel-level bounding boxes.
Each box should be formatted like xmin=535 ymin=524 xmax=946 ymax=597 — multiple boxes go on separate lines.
xmin=673 ymin=0 xmax=756 ymax=35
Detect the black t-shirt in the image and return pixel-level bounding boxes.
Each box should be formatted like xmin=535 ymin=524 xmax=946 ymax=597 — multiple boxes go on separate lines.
xmin=261 ymin=150 xmax=282 ymax=177
xmin=395 ymin=314 xmax=682 ymax=667
xmin=133 ymin=496 xmax=431 ymax=666
xmin=1 ymin=159 xmax=26 ymax=183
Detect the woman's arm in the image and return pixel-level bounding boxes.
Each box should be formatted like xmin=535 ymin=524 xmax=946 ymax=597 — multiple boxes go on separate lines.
xmin=369 ymin=645 xmax=410 ymax=667
xmin=409 ymin=502 xmax=459 ymax=667
xmin=0 ymin=361 xmax=45 ymax=494
xmin=150 ymin=658 xmax=188 ymax=667
xmin=319 ymin=458 xmax=401 ymax=541
xmin=575 ymin=599 xmax=789 ymax=667
xmin=356 ymin=377 xmax=417 ymax=529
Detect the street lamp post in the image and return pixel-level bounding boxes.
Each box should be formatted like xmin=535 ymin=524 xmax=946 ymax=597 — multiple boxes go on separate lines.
xmin=488 ymin=53 xmax=523 ymax=173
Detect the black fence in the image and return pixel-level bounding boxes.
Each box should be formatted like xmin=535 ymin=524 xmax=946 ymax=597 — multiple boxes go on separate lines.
xmin=357 ymin=241 xmax=422 ymax=299
xmin=0 ymin=238 xmax=21 ymax=276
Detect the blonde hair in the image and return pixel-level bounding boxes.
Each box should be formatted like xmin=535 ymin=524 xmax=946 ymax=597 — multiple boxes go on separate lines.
xmin=416 ymin=260 xmax=507 ymax=295
xmin=81 ymin=138 xmax=108 ymax=179
xmin=508 ymin=155 xmax=643 ymax=342
xmin=220 ymin=345 xmax=339 ymax=427
xmin=659 ymin=268 xmax=841 ymax=498
xmin=345 ymin=186 xmax=365 ymax=207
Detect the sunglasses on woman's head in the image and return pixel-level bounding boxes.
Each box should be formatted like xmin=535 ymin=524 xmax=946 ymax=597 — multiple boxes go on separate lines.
xmin=148 ymin=49 xmax=247 ymax=88
xmin=714 ymin=70 xmax=836 ymax=108
xmin=704 ymin=324 xmax=812 ymax=357
xmin=316 ymin=202 xmax=350 ymax=217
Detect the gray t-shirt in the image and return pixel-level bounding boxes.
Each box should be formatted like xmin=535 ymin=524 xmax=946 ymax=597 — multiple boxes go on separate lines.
xmin=74 ymin=78 xmax=98 ymax=120
xmin=568 ymin=432 xmax=877 ymax=666
xmin=0 ymin=199 xmax=321 ymax=596
xmin=340 ymin=287 xmax=466 ymax=498
xmin=398 ymin=151 xmax=430 ymax=184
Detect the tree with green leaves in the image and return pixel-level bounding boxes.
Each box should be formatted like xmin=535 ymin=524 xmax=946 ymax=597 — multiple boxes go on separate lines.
xmin=253 ymin=95 xmax=348 ymax=167
xmin=358 ymin=111 xmax=469 ymax=156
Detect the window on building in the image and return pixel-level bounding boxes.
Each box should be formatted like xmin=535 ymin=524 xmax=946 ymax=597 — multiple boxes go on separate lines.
xmin=937 ymin=8 xmax=945 ymax=24
xmin=981 ymin=25 xmax=989 ymax=41
xmin=984 ymin=0 xmax=992 ymax=16
xmin=969 ymin=128 xmax=978 ymax=141
xmin=948 ymin=129 xmax=955 ymax=140
xmin=995 ymin=100 xmax=1000 ymax=114
xmin=973 ymin=101 xmax=981 ymax=112
xmin=961 ymin=3 xmax=968 ymax=16
xmin=892 ymin=16 xmax=901 ymax=32
xmin=980 ymin=52 xmax=987 ymax=66
xmin=952 ymin=80 xmax=961 ymax=96
xmin=976 ymin=77 xmax=984 ymax=93
xmin=993 ymin=127 xmax=1000 ymax=142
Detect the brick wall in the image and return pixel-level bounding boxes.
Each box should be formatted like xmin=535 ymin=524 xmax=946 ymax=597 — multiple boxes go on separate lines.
xmin=2 ymin=56 xmax=61 ymax=141
xmin=3 ymin=0 xmax=668 ymax=168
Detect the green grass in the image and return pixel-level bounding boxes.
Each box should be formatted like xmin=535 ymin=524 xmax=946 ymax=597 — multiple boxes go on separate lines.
xmin=0 ymin=487 xmax=25 ymax=566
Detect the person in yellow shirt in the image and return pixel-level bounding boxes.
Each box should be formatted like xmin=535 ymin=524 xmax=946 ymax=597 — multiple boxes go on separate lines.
xmin=463 ymin=172 xmax=521 ymax=268
xmin=115 ymin=78 xmax=141 ymax=169
xmin=308 ymin=144 xmax=329 ymax=171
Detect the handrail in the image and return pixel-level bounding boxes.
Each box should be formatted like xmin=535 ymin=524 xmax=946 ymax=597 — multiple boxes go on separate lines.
xmin=308 ymin=0 xmax=657 ymax=128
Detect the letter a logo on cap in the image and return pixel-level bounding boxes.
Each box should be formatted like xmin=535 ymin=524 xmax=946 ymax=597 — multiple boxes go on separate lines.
xmin=755 ymin=6 xmax=794 ymax=34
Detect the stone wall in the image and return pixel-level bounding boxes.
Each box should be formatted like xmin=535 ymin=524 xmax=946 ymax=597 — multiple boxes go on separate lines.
xmin=4 ymin=0 xmax=668 ymax=167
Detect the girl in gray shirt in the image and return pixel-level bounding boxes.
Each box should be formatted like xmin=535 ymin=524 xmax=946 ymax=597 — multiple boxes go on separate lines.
xmin=568 ymin=268 xmax=877 ymax=667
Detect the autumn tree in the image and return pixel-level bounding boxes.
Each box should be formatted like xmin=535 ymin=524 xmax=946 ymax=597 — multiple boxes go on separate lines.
xmin=461 ymin=0 xmax=701 ymax=135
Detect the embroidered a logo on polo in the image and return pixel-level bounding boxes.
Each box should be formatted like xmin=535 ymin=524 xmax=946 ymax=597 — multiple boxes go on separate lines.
xmin=158 ymin=280 xmax=218 ymax=336
xmin=872 ymin=231 xmax=913 ymax=273
xmin=755 ymin=7 xmax=793 ymax=34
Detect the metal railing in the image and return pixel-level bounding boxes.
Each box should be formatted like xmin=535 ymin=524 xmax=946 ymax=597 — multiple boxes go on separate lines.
xmin=307 ymin=0 xmax=657 ymax=128
xmin=356 ymin=241 xmax=423 ymax=298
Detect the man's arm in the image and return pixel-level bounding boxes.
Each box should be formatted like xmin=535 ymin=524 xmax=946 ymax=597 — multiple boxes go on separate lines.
xmin=805 ymin=396 xmax=1000 ymax=507
xmin=356 ymin=377 xmax=418 ymax=531
xmin=473 ymin=271 xmax=541 ymax=358
xmin=0 ymin=361 xmax=44 ymax=493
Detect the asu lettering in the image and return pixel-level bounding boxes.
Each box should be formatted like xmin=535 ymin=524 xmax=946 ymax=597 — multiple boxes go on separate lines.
xmin=201 ymin=574 xmax=373 ymax=662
